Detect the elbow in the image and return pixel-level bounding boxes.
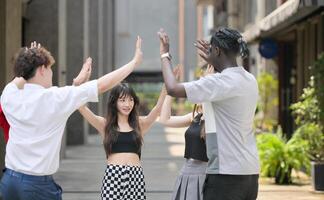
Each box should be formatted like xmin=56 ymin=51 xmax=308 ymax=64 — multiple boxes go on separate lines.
xmin=97 ymin=82 xmax=105 ymax=94
xmin=165 ymin=84 xmax=186 ymax=98
xmin=97 ymin=79 xmax=111 ymax=94
xmin=166 ymin=86 xmax=177 ymax=97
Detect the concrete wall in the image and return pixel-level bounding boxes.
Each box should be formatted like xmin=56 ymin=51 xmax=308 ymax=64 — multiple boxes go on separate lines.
xmin=65 ymin=0 xmax=86 ymax=145
xmin=114 ymin=0 xmax=197 ymax=81
xmin=64 ymin=0 xmax=115 ymax=143
xmin=23 ymin=0 xmax=59 ymax=84
xmin=0 ymin=0 xmax=21 ymax=90
xmin=2 ymin=0 xmax=114 ymax=146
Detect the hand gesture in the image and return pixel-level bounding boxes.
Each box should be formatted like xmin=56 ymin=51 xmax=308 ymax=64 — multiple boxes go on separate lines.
xmin=195 ymin=39 xmax=212 ymax=64
xmin=132 ymin=36 xmax=143 ymax=67
xmin=73 ymin=57 xmax=92 ymax=86
xmin=30 ymin=41 xmax=41 ymax=49
xmin=157 ymin=28 xmax=170 ymax=55
xmin=173 ymin=64 xmax=182 ymax=81
xmin=205 ymin=64 xmax=215 ymax=75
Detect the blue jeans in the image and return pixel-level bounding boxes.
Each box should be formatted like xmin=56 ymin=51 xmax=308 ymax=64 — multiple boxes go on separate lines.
xmin=0 ymin=168 xmax=62 ymax=200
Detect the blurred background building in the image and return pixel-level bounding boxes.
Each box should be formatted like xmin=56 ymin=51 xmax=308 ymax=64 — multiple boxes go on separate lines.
xmin=0 ymin=0 xmax=202 ymax=178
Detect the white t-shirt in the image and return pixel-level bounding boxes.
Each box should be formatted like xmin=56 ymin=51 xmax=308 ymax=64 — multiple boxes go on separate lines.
xmin=183 ymin=67 xmax=260 ymax=175
xmin=1 ymin=80 xmax=98 ymax=175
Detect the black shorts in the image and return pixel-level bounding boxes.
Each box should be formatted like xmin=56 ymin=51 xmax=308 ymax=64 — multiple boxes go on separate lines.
xmin=203 ymin=174 xmax=259 ymax=200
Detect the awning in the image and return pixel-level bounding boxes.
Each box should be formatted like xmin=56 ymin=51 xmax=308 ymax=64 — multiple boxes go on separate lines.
xmin=243 ymin=0 xmax=324 ymax=43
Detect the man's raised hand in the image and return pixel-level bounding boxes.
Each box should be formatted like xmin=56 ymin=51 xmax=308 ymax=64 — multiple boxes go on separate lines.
xmin=157 ymin=28 xmax=170 ymax=55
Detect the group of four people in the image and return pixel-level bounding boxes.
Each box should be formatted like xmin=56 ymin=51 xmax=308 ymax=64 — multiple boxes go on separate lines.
xmin=0 ymin=27 xmax=259 ymax=200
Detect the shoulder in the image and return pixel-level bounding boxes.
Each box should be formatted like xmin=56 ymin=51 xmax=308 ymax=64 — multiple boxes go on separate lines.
xmin=1 ymin=83 xmax=18 ymax=96
xmin=1 ymin=83 xmax=19 ymax=106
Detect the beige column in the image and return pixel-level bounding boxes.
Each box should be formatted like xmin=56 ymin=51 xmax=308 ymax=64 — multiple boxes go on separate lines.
xmin=58 ymin=0 xmax=67 ymax=158
xmin=83 ymin=0 xmax=90 ymax=144
xmin=256 ymin=0 xmax=266 ymax=21
xmin=227 ymin=0 xmax=239 ymax=28
xmin=179 ymin=0 xmax=185 ymax=80
xmin=98 ymin=0 xmax=104 ymax=116
xmin=0 ymin=0 xmax=21 ymax=90
xmin=0 ymin=0 xmax=21 ymax=182
xmin=197 ymin=5 xmax=204 ymax=65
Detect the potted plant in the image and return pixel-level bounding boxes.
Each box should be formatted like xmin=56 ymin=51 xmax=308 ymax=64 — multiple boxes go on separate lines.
xmin=290 ymin=53 xmax=324 ymax=191
xmin=256 ymin=129 xmax=310 ymax=184
xmin=293 ymin=123 xmax=324 ymax=190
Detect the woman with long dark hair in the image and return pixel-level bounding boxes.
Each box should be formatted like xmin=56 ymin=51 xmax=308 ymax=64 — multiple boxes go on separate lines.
xmin=159 ymin=65 xmax=213 ymax=200
xmin=78 ymin=83 xmax=166 ymax=200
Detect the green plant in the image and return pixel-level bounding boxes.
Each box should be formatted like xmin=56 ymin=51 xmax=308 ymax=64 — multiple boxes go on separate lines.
xmin=171 ymin=100 xmax=194 ymax=115
xmin=256 ymin=72 xmax=278 ymax=131
xmin=290 ymin=77 xmax=324 ymax=163
xmin=311 ymin=53 xmax=324 ymax=125
xmin=257 ymin=128 xmax=310 ymax=184
xmin=130 ymin=83 xmax=163 ymax=115
xmin=294 ymin=123 xmax=324 ymax=163
xmin=290 ymin=78 xmax=320 ymax=126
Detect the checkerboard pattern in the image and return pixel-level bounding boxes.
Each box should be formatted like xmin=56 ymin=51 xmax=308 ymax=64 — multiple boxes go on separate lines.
xmin=101 ymin=164 xmax=146 ymax=200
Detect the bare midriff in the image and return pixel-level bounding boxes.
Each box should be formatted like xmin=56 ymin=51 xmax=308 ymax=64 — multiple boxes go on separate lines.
xmin=107 ymin=153 xmax=141 ymax=166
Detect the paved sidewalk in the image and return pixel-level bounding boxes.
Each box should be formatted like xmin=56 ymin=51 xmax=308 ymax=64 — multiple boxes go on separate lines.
xmin=55 ymin=124 xmax=182 ymax=200
xmin=55 ymin=124 xmax=324 ymax=200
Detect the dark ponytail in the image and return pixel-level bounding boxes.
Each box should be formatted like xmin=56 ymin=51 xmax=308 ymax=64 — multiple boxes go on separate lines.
xmin=237 ymin=37 xmax=249 ymax=59
xmin=210 ymin=27 xmax=249 ymax=59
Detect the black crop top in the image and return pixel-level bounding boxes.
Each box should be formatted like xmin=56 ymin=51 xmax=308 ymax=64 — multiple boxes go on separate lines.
xmin=111 ymin=130 xmax=141 ymax=157
xmin=184 ymin=113 xmax=208 ymax=162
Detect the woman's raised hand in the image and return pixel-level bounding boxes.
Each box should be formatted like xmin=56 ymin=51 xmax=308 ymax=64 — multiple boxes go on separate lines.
xmin=173 ymin=64 xmax=182 ymax=81
xmin=73 ymin=57 xmax=92 ymax=86
xmin=133 ymin=36 xmax=143 ymax=67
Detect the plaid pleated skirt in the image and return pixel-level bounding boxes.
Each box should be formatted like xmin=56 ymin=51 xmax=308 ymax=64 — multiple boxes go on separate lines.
xmin=101 ymin=164 xmax=146 ymax=200
xmin=171 ymin=159 xmax=207 ymax=200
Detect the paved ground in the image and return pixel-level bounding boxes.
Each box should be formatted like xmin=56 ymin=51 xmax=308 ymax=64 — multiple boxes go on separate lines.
xmin=54 ymin=124 xmax=324 ymax=200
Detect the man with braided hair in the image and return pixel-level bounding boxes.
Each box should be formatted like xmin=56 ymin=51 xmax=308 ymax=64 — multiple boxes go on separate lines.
xmin=158 ymin=27 xmax=259 ymax=200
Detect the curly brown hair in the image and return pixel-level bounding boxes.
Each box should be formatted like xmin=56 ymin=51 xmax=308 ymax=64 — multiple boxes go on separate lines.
xmin=14 ymin=47 xmax=55 ymax=80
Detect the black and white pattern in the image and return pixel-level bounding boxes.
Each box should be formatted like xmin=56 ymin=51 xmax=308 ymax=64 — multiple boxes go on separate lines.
xmin=101 ymin=164 xmax=146 ymax=200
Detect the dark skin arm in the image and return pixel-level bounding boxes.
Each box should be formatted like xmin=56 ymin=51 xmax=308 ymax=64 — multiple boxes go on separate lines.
xmin=158 ymin=29 xmax=186 ymax=98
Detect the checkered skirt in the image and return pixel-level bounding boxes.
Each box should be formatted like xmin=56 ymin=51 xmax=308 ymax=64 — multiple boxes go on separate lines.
xmin=101 ymin=164 xmax=146 ymax=200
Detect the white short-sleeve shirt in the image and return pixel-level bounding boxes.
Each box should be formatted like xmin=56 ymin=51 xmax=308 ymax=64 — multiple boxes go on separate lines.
xmin=183 ymin=67 xmax=260 ymax=175
xmin=1 ymin=80 xmax=98 ymax=175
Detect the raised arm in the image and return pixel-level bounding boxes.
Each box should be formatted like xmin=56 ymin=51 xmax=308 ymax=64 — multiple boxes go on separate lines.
xmin=157 ymin=29 xmax=186 ymax=98
xmin=74 ymin=62 xmax=105 ymax=136
xmin=97 ymin=36 xmax=143 ymax=94
xmin=139 ymin=86 xmax=167 ymax=135
xmin=78 ymin=106 xmax=106 ymax=136
xmin=159 ymin=95 xmax=192 ymax=128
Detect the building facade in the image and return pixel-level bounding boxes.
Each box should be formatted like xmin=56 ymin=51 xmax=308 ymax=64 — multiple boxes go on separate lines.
xmin=196 ymin=0 xmax=324 ymax=137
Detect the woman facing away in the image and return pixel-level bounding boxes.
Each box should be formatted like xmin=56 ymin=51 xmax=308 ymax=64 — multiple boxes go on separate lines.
xmin=159 ymin=65 xmax=214 ymax=200
xmin=78 ymin=83 xmax=166 ymax=200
